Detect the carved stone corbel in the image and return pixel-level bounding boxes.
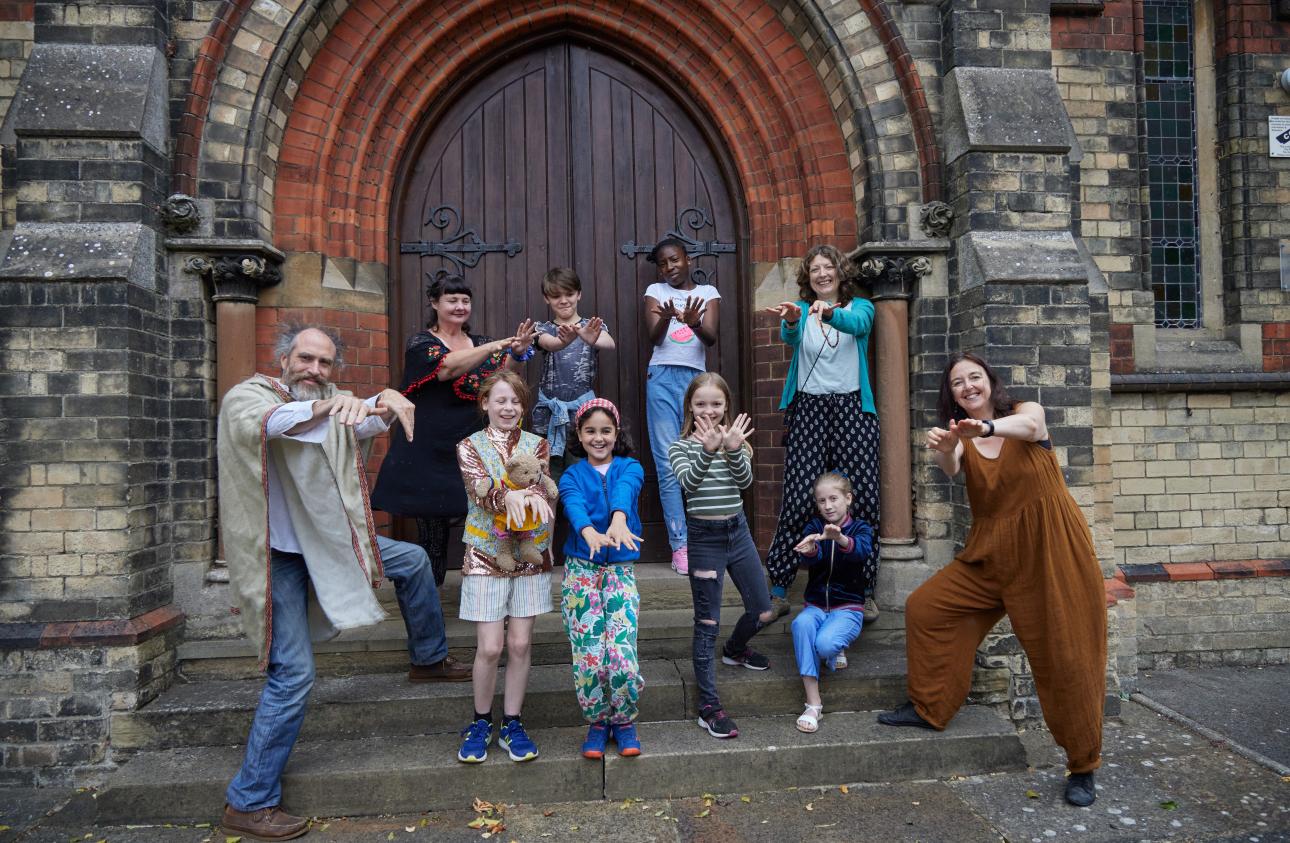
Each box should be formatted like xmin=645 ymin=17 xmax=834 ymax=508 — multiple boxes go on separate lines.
xmin=918 ymin=201 xmax=954 ymax=239
xmin=859 ymin=253 xmax=932 ymax=301
xmin=184 ymin=253 xmax=283 ymax=302
xmin=159 ymin=193 xmax=202 ymax=235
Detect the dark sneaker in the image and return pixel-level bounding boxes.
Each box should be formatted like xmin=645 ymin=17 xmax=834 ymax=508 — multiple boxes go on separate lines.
xmin=498 ymin=718 xmax=540 ymax=761
xmin=876 ymin=701 xmax=937 ymax=730
xmin=863 ymin=597 xmax=880 ymax=622
xmin=721 ymin=647 xmax=770 ymax=670
xmin=581 ymin=722 xmax=609 ymax=759
xmin=769 ymin=595 xmax=791 ymax=619
xmin=610 ymin=722 xmax=642 ymax=757
xmin=409 ymin=655 xmax=472 ymax=683
xmin=697 ymin=704 xmax=739 ymax=739
xmin=457 ymin=717 xmax=492 ymax=763
xmin=1065 ymin=772 xmax=1096 ymax=807
xmin=219 ymin=804 xmax=309 ymax=841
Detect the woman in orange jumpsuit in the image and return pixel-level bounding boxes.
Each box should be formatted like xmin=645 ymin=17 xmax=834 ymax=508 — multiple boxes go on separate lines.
xmin=878 ymin=352 xmax=1106 ymax=807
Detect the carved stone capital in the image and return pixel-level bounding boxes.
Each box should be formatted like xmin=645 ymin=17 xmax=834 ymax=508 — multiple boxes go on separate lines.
xmin=918 ymin=201 xmax=954 ymax=239
xmin=159 ymin=193 xmax=201 ymax=235
xmin=859 ymin=254 xmax=933 ymax=301
xmin=184 ymin=253 xmax=283 ymax=303
xmin=175 ymin=237 xmax=285 ymax=304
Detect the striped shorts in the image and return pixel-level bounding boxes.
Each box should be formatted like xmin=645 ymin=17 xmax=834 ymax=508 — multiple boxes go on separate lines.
xmin=459 ymin=571 xmax=553 ymax=622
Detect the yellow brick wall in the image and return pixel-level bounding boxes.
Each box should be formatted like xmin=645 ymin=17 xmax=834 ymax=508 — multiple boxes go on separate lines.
xmin=1111 ymin=391 xmax=1290 ymax=565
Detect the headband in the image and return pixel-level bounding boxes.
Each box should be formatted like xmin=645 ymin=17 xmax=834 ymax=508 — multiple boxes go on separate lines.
xmin=575 ymin=397 xmax=620 ymax=427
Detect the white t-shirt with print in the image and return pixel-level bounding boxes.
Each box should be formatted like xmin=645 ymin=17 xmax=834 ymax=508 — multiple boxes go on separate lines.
xmin=644 ymin=281 xmax=720 ymax=371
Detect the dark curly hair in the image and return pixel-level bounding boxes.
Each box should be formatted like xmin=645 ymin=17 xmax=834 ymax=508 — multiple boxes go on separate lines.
xmin=795 ymin=244 xmax=858 ymax=305
xmin=566 ymin=406 xmax=635 ymax=459
xmin=936 ymin=352 xmax=1016 ymax=424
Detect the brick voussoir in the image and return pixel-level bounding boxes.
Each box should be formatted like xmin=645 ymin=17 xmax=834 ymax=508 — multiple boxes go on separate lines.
xmin=1117 ymin=560 xmax=1290 ymax=585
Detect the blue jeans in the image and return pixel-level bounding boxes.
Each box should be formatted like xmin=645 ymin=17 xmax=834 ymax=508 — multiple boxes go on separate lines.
xmin=226 ymin=536 xmax=448 ymax=810
xmin=646 ymin=364 xmax=698 ymax=551
xmin=791 ymin=605 xmax=863 ymax=679
xmin=687 ymin=513 xmax=773 ymax=709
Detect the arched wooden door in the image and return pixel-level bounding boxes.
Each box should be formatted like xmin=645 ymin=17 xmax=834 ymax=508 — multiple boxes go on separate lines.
xmin=393 ymin=41 xmax=744 ymax=560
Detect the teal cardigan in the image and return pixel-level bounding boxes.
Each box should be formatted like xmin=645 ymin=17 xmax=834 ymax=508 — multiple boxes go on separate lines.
xmin=778 ymin=297 xmax=876 ymax=413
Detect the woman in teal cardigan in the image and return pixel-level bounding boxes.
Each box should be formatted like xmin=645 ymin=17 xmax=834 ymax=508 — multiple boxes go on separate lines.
xmin=762 ymin=245 xmax=880 ymax=625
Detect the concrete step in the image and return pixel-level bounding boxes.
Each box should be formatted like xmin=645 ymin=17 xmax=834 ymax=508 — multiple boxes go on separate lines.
xmin=177 ymin=601 xmax=909 ymax=680
xmin=113 ymin=640 xmax=922 ymax=752
xmin=93 ymin=706 xmax=1025 ymax=823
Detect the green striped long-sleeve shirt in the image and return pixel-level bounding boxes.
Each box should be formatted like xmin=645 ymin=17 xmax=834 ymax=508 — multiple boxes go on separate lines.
xmin=667 ymin=437 xmax=753 ymax=516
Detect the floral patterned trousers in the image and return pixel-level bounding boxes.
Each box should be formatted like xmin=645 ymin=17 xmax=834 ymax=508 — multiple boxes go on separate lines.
xmin=561 ymin=556 xmax=643 ymax=724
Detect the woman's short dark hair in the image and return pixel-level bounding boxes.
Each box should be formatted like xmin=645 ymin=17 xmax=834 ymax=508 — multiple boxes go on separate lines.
xmin=566 ymin=407 xmax=635 ymax=459
xmin=795 ymin=244 xmax=858 ymax=305
xmin=425 ymin=272 xmax=473 ymax=330
xmin=937 ymin=351 xmax=1016 ymax=424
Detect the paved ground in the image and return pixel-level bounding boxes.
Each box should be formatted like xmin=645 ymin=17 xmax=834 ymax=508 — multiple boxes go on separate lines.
xmin=1136 ymin=663 xmax=1290 ymax=771
xmin=3 ymin=669 xmax=1289 ymax=842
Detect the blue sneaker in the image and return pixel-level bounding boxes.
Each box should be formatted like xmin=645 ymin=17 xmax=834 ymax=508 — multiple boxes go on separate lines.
xmin=457 ymin=717 xmax=492 ymax=763
xmin=581 ymin=722 xmax=609 ymax=759
xmin=610 ymin=722 xmax=641 ymax=757
xmin=498 ymin=718 xmax=539 ymax=762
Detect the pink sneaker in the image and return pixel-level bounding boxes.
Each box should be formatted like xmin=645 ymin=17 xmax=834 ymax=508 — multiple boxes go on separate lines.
xmin=671 ymin=546 xmax=689 ymax=576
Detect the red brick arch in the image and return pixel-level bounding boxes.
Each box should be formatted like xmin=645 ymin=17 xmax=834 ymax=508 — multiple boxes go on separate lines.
xmin=271 ymin=0 xmax=856 ymax=264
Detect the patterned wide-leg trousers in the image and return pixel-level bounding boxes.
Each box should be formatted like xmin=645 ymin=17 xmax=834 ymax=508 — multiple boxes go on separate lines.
xmin=561 ymin=557 xmax=643 ymax=725
xmin=765 ymin=392 xmax=880 ymax=593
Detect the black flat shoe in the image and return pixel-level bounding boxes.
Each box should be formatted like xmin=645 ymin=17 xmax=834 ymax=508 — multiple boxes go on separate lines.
xmin=1065 ymin=772 xmax=1096 ymax=806
xmin=876 ymin=702 xmax=936 ymax=730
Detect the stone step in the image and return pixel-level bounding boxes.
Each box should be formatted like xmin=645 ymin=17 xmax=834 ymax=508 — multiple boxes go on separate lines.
xmin=113 ymin=640 xmax=921 ymax=752
xmin=92 ymin=706 xmax=1025 ymax=823
xmin=177 ymin=602 xmax=909 ymax=680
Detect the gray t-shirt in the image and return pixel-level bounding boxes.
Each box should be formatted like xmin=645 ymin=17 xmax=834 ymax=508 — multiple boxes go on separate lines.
xmin=532 ymin=318 xmax=607 ymax=434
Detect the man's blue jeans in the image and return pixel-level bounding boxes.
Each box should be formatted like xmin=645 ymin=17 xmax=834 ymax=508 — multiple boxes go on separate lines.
xmin=646 ymin=364 xmax=699 ymax=551
xmin=226 ymin=536 xmax=448 ymax=810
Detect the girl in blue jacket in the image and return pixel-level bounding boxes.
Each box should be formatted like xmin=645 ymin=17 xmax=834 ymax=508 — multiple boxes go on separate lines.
xmin=790 ymin=472 xmax=875 ymax=733
xmin=558 ymin=398 xmax=646 ymax=759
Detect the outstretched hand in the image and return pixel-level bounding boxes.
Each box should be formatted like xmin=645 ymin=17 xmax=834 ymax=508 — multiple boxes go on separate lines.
xmin=721 ymin=413 xmax=755 ymax=452
xmin=375 ymin=388 xmax=415 ymax=441
xmin=820 ymin=522 xmax=845 ymax=542
xmin=510 ymin=318 xmax=538 ymax=355
xmin=576 ymin=317 xmax=605 ymax=346
xmin=807 ymin=299 xmax=836 ymax=322
xmin=555 ymin=322 xmax=578 ymax=348
xmin=694 ymin=415 xmax=724 ymax=454
xmin=604 ymin=519 xmax=642 ymax=553
xmin=925 ymin=425 xmax=960 ymax=453
xmin=951 ymin=417 xmax=991 ymax=440
xmin=794 ymin=534 xmax=822 ymax=555
xmin=764 ymin=301 xmax=802 ymax=323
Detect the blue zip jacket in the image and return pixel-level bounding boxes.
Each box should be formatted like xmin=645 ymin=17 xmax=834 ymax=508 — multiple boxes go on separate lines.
xmin=778 ymin=297 xmax=876 ymax=413
xmin=558 ymin=456 xmax=645 ymax=565
xmin=798 ymin=516 xmax=875 ymax=611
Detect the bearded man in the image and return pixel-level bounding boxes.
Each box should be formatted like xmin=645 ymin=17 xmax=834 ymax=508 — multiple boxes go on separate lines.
xmin=217 ymin=324 xmax=469 ymax=841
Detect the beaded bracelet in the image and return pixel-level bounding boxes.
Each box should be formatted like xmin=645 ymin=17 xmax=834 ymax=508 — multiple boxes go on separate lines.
xmin=509 ymin=344 xmax=536 ymax=362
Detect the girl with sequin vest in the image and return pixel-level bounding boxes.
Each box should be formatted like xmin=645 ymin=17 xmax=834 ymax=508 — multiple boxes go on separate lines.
xmin=454 ymin=371 xmax=556 ymax=764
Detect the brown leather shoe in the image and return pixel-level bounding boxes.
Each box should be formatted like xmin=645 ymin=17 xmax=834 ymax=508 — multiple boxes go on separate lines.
xmin=220 ymin=803 xmax=309 ymax=841
xmin=408 ymin=655 xmax=472 ymax=683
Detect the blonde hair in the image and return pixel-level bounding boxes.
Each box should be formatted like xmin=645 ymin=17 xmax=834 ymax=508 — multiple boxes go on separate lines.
xmin=813 ymin=471 xmax=853 ymax=497
xmin=680 ymin=372 xmax=752 ymax=456
xmin=477 ymin=370 xmax=531 ymax=416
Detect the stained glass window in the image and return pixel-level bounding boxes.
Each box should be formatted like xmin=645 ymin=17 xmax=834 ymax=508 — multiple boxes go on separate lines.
xmin=1144 ymin=0 xmax=1201 ymax=328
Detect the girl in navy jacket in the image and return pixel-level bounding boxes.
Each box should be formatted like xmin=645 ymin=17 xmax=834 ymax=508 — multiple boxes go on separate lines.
xmin=790 ymin=472 xmax=875 ymax=732
xmin=557 ymin=398 xmax=646 ymax=758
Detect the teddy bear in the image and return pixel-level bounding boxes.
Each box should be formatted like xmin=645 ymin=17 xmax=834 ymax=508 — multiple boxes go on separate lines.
xmin=474 ymin=452 xmax=558 ymax=572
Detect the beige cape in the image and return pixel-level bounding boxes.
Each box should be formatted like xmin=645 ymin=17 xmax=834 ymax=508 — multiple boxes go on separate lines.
xmin=217 ymin=375 xmax=387 ymax=669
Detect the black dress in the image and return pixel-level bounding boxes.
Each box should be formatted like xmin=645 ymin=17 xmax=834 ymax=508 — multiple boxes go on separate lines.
xmin=371 ymin=330 xmax=507 ymax=569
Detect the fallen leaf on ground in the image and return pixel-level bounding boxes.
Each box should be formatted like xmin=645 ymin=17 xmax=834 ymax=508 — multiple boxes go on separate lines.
xmin=1160 ymin=801 xmax=1178 ymax=810
xmin=1025 ymin=790 xmax=1040 ymax=799
xmin=839 ymin=785 xmax=849 ymax=794
xmin=805 ymin=802 xmax=814 ymax=811
xmin=542 ymin=810 xmax=555 ymax=818
xmin=405 ymin=825 xmax=416 ymax=832
xmin=225 ymin=837 xmax=242 ymax=843
xmin=694 ymin=809 xmax=710 ymax=818
xmin=387 ymin=833 xmax=395 ymax=841
xmin=740 ymin=796 xmax=752 ymax=803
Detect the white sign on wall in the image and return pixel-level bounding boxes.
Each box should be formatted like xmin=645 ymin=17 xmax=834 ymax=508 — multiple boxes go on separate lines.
xmin=1271 ymin=116 xmax=1290 ymax=158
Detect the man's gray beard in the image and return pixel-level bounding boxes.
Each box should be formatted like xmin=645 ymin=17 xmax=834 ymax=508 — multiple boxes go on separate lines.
xmin=288 ymin=380 xmax=326 ymax=401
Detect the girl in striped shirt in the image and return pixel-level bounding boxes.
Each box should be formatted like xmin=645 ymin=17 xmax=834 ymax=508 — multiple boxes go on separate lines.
xmin=668 ymin=373 xmax=776 ymax=739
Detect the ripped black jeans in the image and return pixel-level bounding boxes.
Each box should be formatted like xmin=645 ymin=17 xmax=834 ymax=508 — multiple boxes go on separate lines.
xmin=687 ymin=513 xmax=774 ymax=711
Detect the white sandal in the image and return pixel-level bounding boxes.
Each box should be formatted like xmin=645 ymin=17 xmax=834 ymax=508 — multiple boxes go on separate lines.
xmin=796 ymin=703 xmax=823 ymax=733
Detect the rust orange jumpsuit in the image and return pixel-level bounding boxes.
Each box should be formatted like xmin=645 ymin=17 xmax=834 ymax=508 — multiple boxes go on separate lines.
xmin=905 ymin=436 xmax=1106 ymax=773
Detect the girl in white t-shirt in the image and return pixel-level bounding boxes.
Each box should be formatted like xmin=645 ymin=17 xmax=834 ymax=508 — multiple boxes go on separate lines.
xmin=642 ymin=237 xmax=721 ymax=575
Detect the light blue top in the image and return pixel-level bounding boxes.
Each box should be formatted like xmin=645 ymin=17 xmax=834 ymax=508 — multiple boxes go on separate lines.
xmin=778 ymin=297 xmax=876 ymax=413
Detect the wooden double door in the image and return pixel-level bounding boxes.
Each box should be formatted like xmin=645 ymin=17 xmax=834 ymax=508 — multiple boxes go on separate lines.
xmin=393 ymin=41 xmax=744 ymax=560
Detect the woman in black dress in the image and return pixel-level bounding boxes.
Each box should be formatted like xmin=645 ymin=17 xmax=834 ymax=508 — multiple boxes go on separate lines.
xmin=372 ymin=274 xmax=537 ymax=583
